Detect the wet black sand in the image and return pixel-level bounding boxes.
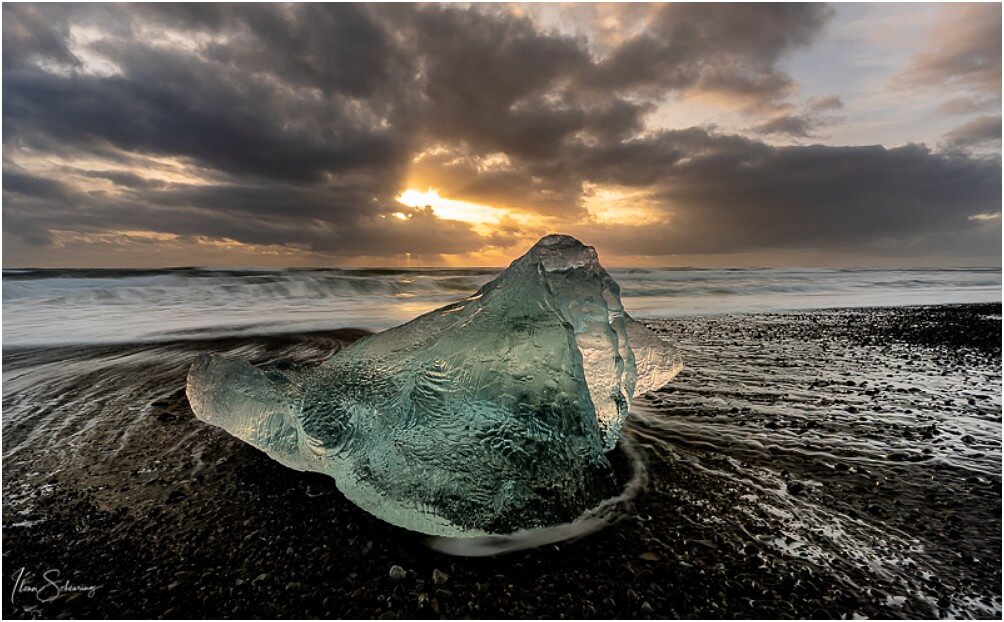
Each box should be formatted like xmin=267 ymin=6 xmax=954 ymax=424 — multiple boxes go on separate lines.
xmin=3 ymin=304 xmax=1001 ymax=619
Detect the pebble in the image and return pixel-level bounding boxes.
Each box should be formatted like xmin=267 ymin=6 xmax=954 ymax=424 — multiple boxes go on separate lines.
xmin=388 ymin=565 xmax=407 ymax=581
xmin=432 ymin=569 xmax=449 ymax=585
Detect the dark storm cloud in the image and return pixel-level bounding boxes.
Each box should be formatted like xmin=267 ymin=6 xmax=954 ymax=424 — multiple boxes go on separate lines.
xmin=752 ymin=113 xmax=818 ymax=137
xmin=942 ymin=115 xmax=1002 ymax=149
xmin=2 ymin=4 xmax=78 ymax=69
xmin=567 ymin=130 xmax=999 ymax=256
xmin=4 ymin=47 xmax=408 ymax=184
xmin=807 ymin=95 xmax=842 ymax=112
xmin=2 ymin=168 xmax=485 ymax=255
xmin=899 ymin=1 xmax=1001 ymax=146
xmin=646 ymin=138 xmax=1001 ymax=255
xmin=201 ymin=4 xmax=408 ymax=99
xmin=409 ymin=120 xmax=1001 ymax=256
xmin=901 ymin=4 xmax=1002 ymax=95
xmin=2 ymin=3 xmax=1000 ymax=264
xmin=934 ymin=96 xmax=999 ymax=117
xmin=3 ymin=169 xmax=78 ymax=202
xmin=752 ymin=95 xmax=843 ymax=137
xmin=586 ymin=3 xmax=832 ymax=110
xmin=80 ymin=170 xmax=167 ymax=190
xmin=389 ymin=5 xmax=601 ymax=159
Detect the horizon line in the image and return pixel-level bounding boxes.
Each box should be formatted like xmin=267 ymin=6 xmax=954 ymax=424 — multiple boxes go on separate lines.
xmin=3 ymin=264 xmax=1002 ymax=272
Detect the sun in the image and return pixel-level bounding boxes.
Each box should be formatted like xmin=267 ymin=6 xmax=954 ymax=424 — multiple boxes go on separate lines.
xmin=395 ymin=188 xmax=507 ymax=225
xmin=395 ymin=188 xmax=545 ymax=240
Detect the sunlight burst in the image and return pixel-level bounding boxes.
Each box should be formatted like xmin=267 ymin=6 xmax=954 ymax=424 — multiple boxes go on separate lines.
xmin=395 ymin=188 xmax=508 ymax=226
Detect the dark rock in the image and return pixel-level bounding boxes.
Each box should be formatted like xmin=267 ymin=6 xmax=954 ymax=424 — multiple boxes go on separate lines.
xmin=389 ymin=565 xmax=407 ymax=581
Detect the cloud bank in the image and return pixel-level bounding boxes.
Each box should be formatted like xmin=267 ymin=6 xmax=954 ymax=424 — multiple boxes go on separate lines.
xmin=3 ymin=3 xmax=1000 ymax=267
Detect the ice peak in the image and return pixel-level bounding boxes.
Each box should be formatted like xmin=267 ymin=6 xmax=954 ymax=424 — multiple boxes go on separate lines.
xmin=533 ymin=233 xmax=585 ymax=249
xmin=523 ymin=234 xmax=600 ymax=273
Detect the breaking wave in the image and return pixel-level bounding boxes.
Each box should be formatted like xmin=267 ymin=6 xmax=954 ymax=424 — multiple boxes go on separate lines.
xmin=3 ymin=267 xmax=1001 ymax=346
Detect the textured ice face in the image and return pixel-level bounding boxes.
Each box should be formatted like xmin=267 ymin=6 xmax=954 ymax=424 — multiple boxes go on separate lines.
xmin=187 ymin=234 xmax=681 ymax=536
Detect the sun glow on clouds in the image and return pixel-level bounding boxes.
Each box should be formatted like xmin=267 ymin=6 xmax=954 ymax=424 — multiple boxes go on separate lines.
xmin=16 ymin=148 xmax=216 ymax=189
xmin=394 ymin=184 xmax=670 ymax=246
xmin=969 ymin=212 xmax=1001 ymax=222
xmin=395 ymin=188 xmax=537 ymax=235
xmin=396 ymin=188 xmax=502 ymax=224
xmin=582 ymin=183 xmax=666 ymax=224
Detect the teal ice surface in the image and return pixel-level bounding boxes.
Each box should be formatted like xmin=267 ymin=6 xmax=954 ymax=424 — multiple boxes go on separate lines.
xmin=187 ymin=235 xmax=682 ymax=536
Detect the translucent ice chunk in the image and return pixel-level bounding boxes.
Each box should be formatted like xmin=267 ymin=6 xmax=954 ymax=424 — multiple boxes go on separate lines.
xmin=187 ymin=235 xmax=682 ymax=536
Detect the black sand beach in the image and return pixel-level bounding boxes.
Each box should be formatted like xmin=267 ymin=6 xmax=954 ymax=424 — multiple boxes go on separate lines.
xmin=3 ymin=304 xmax=1001 ymax=619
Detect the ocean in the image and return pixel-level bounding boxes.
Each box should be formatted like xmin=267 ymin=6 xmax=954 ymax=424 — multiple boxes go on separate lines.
xmin=2 ymin=266 xmax=1000 ymax=346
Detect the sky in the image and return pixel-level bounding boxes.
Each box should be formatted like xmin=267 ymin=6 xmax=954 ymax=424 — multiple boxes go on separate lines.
xmin=2 ymin=2 xmax=1001 ymax=268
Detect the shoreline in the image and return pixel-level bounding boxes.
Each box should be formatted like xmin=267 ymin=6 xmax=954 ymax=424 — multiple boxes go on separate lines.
xmin=3 ymin=303 xmax=1001 ymax=618
xmin=3 ymin=300 xmax=1000 ymax=353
